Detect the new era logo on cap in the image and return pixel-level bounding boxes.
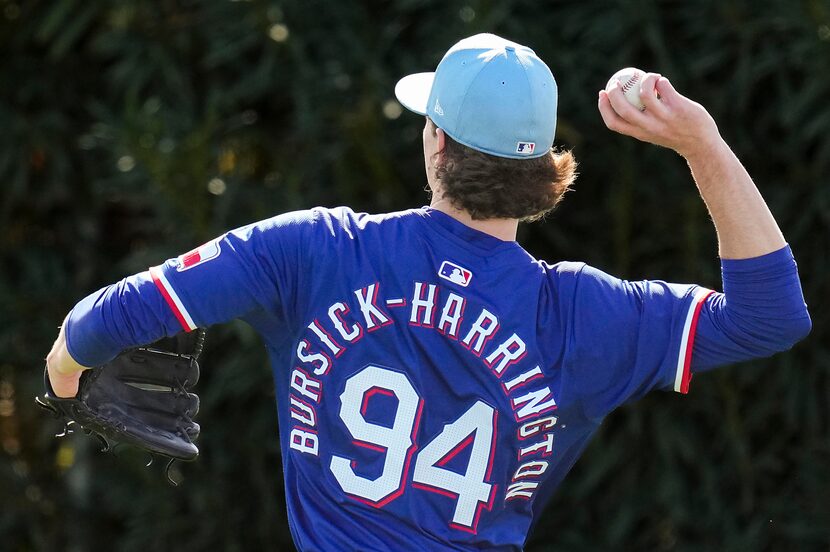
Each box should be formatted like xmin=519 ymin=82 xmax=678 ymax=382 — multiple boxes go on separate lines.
xmin=434 ymin=98 xmax=444 ymax=117
xmin=176 ymin=240 xmax=221 ymax=271
xmin=438 ymin=261 xmax=472 ymax=287
xmin=516 ymin=141 xmax=535 ymax=155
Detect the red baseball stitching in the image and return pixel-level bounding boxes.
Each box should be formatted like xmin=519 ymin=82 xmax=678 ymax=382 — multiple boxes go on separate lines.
xmin=621 ymin=73 xmax=640 ymax=93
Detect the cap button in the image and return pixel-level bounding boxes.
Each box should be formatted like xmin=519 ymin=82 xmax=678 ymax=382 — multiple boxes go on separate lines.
xmin=504 ymin=45 xmax=515 ymax=52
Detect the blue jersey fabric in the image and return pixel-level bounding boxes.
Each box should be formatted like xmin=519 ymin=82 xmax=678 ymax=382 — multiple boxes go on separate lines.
xmin=64 ymin=206 xmax=810 ymax=551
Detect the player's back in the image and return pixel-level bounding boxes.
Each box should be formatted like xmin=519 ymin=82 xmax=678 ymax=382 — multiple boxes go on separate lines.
xmin=267 ymin=206 xmax=588 ymax=551
xmin=70 ymin=203 xmax=743 ymax=550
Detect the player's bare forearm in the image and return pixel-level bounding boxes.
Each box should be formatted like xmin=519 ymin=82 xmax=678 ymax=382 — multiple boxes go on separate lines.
xmin=682 ymin=137 xmax=785 ymax=259
xmin=46 ymin=320 xmax=89 ymax=398
xmin=598 ymin=73 xmax=786 ymax=259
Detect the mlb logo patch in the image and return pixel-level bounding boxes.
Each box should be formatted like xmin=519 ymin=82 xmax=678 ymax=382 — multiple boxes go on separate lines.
xmin=438 ymin=261 xmax=472 ymax=287
xmin=176 ymin=240 xmax=221 ymax=272
xmin=516 ymin=141 xmax=535 ymax=155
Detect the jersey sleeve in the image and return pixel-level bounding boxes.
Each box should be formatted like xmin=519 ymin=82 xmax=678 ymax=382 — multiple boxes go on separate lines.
xmin=563 ymin=244 xmax=810 ymax=420
xmin=689 ymin=245 xmax=811 ymax=372
xmin=148 ymin=212 xmax=309 ymax=331
xmin=564 ymin=264 xmax=712 ymax=420
xmin=65 ymin=210 xmax=317 ymax=366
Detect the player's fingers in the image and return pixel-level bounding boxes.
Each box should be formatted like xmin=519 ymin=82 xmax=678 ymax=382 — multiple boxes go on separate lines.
xmin=655 ymin=76 xmax=682 ymax=107
xmin=639 ymin=73 xmax=668 ymax=117
xmin=605 ymin=80 xmax=649 ymax=126
xmin=598 ymin=90 xmax=647 ymax=139
xmin=597 ymin=90 xmax=625 ymax=130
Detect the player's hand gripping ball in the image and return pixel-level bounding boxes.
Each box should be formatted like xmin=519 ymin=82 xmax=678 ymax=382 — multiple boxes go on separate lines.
xmin=605 ymin=67 xmax=648 ymax=111
xmin=598 ymin=70 xmax=720 ymax=158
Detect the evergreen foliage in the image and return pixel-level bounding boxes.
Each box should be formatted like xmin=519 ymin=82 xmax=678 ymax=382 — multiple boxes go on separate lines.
xmin=1 ymin=0 xmax=827 ymax=550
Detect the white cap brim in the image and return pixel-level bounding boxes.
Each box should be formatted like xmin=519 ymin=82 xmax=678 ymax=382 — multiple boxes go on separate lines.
xmin=394 ymin=72 xmax=435 ymax=116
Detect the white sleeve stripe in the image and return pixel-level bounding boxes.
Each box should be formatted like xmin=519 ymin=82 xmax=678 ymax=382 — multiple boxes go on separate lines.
xmin=673 ymin=288 xmax=713 ymax=393
xmin=149 ymin=266 xmax=198 ymax=332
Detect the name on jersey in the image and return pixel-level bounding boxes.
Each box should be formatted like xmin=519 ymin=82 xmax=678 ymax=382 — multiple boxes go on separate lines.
xmin=287 ymin=281 xmax=557 ymax=506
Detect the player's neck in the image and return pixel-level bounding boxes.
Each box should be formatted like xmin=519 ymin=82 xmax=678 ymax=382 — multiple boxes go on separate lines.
xmin=428 ymin=197 xmax=518 ymax=242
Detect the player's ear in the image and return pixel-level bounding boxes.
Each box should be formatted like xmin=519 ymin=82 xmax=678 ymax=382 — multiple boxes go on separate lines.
xmin=435 ymin=127 xmax=446 ymax=154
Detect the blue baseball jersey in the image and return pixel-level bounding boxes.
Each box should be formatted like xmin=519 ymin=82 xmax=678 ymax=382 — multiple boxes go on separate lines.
xmin=65 ymin=206 xmax=810 ymax=551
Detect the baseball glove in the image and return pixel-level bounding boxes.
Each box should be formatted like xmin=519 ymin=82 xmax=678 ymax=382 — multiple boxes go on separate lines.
xmin=37 ymin=330 xmax=205 ymax=484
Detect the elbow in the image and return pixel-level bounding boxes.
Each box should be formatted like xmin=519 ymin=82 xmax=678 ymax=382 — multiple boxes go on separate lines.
xmin=780 ymin=310 xmax=812 ymax=349
xmin=767 ymin=307 xmax=812 ymax=352
xmin=721 ymin=304 xmax=812 ymax=356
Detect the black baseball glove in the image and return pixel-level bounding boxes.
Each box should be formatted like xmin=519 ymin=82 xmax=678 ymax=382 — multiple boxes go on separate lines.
xmin=37 ymin=330 xmax=205 ymax=483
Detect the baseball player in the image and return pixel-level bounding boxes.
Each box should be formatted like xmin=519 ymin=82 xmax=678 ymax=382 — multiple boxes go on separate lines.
xmin=46 ymin=34 xmax=810 ymax=550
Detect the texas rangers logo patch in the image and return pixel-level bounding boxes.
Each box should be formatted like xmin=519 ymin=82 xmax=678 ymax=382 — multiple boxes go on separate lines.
xmin=438 ymin=260 xmax=472 ymax=287
xmin=176 ymin=240 xmax=221 ymax=272
xmin=516 ymin=141 xmax=535 ymax=155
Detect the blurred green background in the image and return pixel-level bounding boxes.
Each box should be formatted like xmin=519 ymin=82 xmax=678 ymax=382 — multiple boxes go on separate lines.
xmin=1 ymin=0 xmax=828 ymax=550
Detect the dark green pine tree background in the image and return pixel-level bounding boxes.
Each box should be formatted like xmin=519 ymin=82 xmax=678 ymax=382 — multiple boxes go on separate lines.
xmin=1 ymin=0 xmax=828 ymax=550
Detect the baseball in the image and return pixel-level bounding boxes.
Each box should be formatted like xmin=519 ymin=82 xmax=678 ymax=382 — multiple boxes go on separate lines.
xmin=606 ymin=67 xmax=646 ymax=110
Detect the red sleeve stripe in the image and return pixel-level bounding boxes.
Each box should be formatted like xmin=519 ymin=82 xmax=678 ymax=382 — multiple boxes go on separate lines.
xmin=149 ymin=266 xmax=197 ymax=332
xmin=673 ymin=288 xmax=715 ymax=394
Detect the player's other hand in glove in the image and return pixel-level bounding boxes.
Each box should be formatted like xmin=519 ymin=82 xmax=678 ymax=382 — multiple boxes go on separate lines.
xmin=46 ymin=322 xmax=90 ymax=398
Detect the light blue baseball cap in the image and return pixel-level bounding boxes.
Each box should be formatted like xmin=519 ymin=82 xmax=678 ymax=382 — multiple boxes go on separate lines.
xmin=395 ymin=33 xmax=558 ymax=159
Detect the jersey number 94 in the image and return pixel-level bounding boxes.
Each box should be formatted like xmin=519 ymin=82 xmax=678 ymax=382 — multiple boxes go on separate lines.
xmin=330 ymin=365 xmax=499 ymax=533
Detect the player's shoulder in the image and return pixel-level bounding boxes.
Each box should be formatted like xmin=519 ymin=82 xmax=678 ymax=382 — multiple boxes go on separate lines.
xmin=317 ymin=205 xmax=424 ymax=229
xmin=221 ymin=207 xmax=425 ymax=254
xmin=543 ymin=259 xmax=638 ymax=294
xmin=301 ymin=206 xmax=429 ymax=244
xmin=536 ymin=258 xmax=589 ymax=287
xmin=260 ymin=205 xmax=421 ymax=233
xmin=535 ymin=259 xmax=641 ymax=313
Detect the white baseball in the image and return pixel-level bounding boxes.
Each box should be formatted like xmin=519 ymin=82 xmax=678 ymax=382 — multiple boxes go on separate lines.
xmin=606 ymin=67 xmax=646 ymax=110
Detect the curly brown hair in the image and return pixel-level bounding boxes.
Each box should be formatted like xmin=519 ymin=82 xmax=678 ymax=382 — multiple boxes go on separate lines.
xmin=431 ymin=120 xmax=577 ymax=222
